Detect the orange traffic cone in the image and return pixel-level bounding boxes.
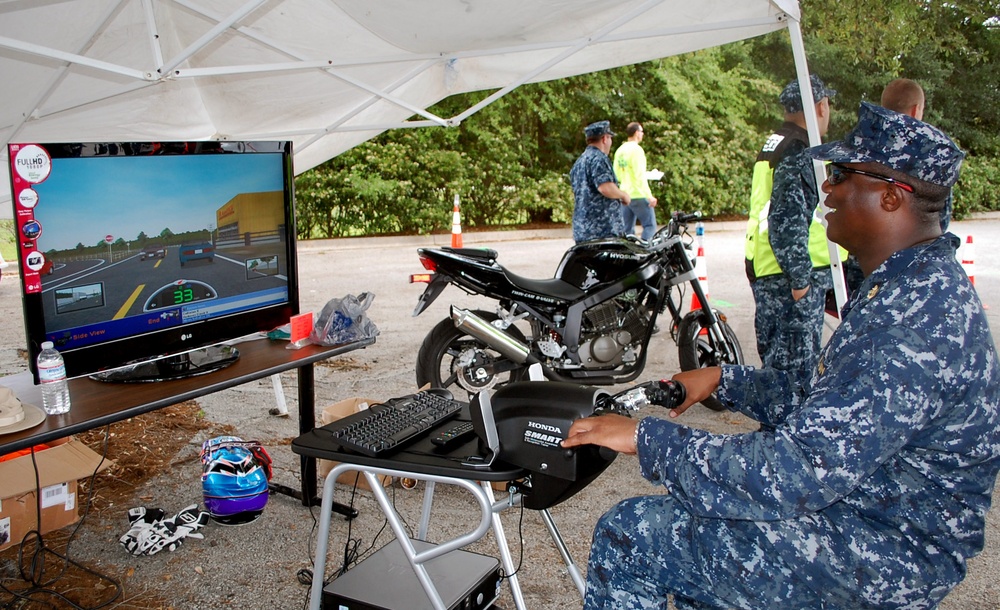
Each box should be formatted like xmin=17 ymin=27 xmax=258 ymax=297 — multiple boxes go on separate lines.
xmin=451 ymin=195 xmax=463 ymax=248
xmin=689 ymin=244 xmax=709 ymax=312
xmin=961 ymin=234 xmax=975 ymax=286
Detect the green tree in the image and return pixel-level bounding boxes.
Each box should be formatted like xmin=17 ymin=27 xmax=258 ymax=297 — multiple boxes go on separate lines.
xmin=747 ymin=0 xmax=1000 ymax=216
xmin=294 ymin=2 xmax=1000 ymax=237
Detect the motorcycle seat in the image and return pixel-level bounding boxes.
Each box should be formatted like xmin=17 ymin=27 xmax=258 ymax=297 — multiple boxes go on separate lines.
xmin=442 ymin=246 xmax=498 ymax=260
xmin=503 ymin=270 xmax=585 ymax=302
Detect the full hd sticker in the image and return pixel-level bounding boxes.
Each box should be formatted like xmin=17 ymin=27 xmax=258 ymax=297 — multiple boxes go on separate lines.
xmin=12 ymin=144 xmax=51 ymax=184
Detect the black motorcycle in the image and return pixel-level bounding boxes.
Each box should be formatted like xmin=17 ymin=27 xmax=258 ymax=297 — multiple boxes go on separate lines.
xmin=410 ymin=212 xmax=744 ymax=411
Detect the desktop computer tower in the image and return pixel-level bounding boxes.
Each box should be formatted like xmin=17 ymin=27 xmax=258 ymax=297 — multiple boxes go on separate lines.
xmin=321 ymin=538 xmax=502 ymax=610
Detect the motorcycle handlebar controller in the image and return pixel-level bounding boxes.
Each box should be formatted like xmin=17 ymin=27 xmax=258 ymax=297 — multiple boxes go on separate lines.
xmin=596 ymin=379 xmax=687 ymax=415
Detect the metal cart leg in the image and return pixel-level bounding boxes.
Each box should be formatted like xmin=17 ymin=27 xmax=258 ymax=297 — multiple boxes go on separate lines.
xmin=484 ymin=483 xmax=528 ymax=610
xmin=310 ymin=465 xmax=494 ymax=610
xmin=539 ymin=508 xmax=586 ymax=598
xmin=418 ymin=481 xmax=436 ymax=539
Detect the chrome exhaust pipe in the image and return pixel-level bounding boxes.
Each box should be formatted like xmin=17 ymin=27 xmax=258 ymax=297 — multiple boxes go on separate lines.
xmin=451 ymin=306 xmax=535 ymax=364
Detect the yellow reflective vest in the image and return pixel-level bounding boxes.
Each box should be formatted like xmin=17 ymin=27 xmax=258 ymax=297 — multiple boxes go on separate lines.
xmin=745 ymin=124 xmax=845 ymax=281
xmin=613 ymin=141 xmax=654 ymax=200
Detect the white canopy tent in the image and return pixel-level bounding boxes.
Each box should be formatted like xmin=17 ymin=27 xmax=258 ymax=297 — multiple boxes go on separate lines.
xmin=0 ymin=0 xmax=844 ymax=304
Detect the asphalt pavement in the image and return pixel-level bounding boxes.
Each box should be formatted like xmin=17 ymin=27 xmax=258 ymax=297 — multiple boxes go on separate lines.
xmin=0 ymin=217 xmax=998 ymax=608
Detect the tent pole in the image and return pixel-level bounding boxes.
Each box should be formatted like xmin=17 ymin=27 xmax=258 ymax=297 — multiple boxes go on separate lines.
xmin=786 ymin=17 xmax=848 ymax=316
xmin=158 ymin=0 xmax=267 ymax=76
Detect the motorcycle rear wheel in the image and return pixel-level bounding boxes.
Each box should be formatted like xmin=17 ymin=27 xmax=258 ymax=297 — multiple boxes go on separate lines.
xmin=677 ymin=310 xmax=744 ymax=412
xmin=416 ymin=309 xmax=529 ymax=401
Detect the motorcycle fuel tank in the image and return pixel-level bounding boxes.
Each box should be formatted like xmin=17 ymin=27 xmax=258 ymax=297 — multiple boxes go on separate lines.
xmin=554 ymin=237 xmax=656 ymax=290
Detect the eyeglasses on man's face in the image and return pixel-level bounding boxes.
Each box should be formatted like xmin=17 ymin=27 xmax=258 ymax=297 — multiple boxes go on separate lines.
xmin=827 ymin=163 xmax=914 ymax=193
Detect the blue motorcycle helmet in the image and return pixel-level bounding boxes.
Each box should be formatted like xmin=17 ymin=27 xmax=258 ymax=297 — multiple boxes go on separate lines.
xmin=200 ymin=436 xmax=272 ymax=525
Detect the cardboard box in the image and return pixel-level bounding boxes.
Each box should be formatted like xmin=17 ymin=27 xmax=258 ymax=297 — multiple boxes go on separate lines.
xmin=317 ymin=397 xmax=392 ymax=491
xmin=0 ymin=439 xmax=111 ymax=552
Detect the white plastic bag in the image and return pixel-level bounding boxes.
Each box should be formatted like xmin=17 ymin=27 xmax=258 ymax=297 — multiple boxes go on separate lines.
xmin=308 ymin=292 xmax=380 ymax=345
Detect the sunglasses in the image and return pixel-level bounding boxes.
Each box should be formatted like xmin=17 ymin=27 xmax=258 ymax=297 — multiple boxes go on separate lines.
xmin=827 ymin=163 xmax=914 ymax=193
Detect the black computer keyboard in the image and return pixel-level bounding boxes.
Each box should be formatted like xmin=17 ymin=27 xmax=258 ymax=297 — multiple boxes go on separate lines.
xmin=319 ymin=391 xmax=465 ymax=457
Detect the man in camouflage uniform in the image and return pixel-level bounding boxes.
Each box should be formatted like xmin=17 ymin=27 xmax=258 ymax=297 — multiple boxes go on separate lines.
xmin=563 ymin=102 xmax=1000 ymax=610
xmin=745 ymin=74 xmax=842 ymax=372
xmin=571 ymin=120 xmax=631 ymax=243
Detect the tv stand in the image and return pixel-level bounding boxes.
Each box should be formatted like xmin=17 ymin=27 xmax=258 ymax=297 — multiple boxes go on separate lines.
xmin=89 ymin=345 xmax=241 ymax=383
xmin=0 ymin=336 xmax=374 ymax=514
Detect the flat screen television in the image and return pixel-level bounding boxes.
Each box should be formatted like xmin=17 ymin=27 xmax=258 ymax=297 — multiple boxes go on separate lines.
xmin=7 ymin=141 xmax=298 ymax=383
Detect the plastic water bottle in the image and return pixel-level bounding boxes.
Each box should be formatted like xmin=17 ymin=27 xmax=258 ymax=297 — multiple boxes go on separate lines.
xmin=37 ymin=341 xmax=71 ymax=415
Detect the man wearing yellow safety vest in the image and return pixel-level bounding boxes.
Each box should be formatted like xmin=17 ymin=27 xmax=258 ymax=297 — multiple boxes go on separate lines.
xmin=745 ymin=74 xmax=846 ymax=372
xmin=614 ymin=122 xmax=658 ymax=240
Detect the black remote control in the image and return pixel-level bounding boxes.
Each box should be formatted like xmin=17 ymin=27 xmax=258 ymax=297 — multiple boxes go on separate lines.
xmin=431 ymin=421 xmax=476 ymax=450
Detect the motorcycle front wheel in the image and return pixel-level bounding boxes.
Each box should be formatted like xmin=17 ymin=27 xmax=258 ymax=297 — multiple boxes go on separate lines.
xmin=415 ymin=309 xmax=529 ymax=401
xmin=677 ymin=310 xmax=744 ymax=412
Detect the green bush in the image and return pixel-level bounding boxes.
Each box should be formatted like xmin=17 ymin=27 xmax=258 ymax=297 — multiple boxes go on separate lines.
xmin=0 ymin=220 xmax=15 ymax=261
xmin=953 ymin=155 xmax=1000 ymax=219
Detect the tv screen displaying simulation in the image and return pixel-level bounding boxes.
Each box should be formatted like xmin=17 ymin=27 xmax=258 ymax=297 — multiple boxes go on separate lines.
xmin=7 ymin=141 xmax=298 ymax=382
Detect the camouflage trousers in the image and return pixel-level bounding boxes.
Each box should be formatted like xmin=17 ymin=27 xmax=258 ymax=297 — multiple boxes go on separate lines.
xmin=750 ymin=269 xmax=832 ymax=372
xmin=584 ymin=495 xmax=831 ymax=610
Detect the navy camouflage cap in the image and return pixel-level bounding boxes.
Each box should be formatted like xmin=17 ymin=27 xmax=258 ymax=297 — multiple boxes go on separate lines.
xmin=584 ymin=120 xmax=615 ymax=139
xmin=806 ymin=101 xmax=965 ymax=188
xmin=780 ymin=74 xmax=837 ymax=113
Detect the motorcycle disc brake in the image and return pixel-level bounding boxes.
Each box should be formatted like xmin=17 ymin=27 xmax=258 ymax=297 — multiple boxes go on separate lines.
xmin=455 ymin=347 xmax=504 ymax=393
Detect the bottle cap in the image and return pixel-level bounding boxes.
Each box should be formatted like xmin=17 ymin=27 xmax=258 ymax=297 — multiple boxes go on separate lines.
xmin=41 ymin=341 xmax=53 ymax=349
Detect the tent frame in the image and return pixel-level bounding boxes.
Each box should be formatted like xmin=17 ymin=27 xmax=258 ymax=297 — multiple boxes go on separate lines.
xmin=1 ymin=1 xmax=846 ymax=310
xmin=2 ymin=3 xmax=797 ymax=156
